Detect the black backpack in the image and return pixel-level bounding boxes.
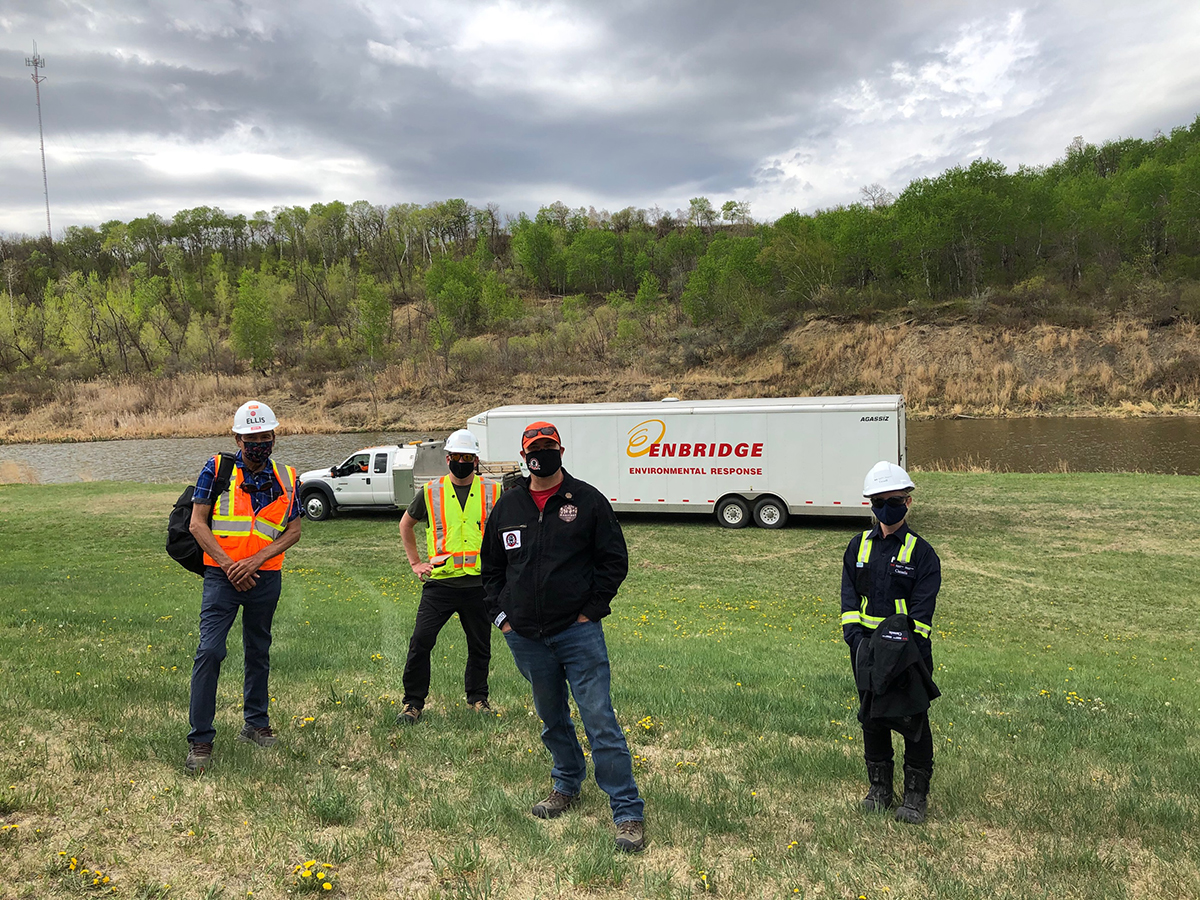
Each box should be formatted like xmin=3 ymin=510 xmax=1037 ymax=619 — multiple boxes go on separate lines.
xmin=167 ymin=453 xmax=235 ymax=575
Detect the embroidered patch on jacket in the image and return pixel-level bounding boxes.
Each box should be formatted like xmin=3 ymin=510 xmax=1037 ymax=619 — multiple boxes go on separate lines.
xmin=502 ymin=530 xmax=522 ymax=550
xmin=881 ymin=629 xmax=908 ymax=642
xmin=558 ymin=504 xmax=578 ymax=523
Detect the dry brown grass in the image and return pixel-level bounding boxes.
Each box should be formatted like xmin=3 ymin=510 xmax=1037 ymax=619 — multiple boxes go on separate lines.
xmin=4 ymin=319 xmax=1200 ymax=443
xmin=775 ymin=318 xmax=1200 ymax=418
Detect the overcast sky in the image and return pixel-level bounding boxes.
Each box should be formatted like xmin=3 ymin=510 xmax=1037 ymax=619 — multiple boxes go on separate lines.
xmin=2 ymin=1 xmax=1200 ymax=236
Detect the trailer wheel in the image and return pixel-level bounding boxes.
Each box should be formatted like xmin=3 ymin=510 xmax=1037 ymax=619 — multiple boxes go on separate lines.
xmin=753 ymin=496 xmax=789 ymax=529
xmin=716 ymin=496 xmax=751 ymax=529
xmin=303 ymin=490 xmax=333 ymax=521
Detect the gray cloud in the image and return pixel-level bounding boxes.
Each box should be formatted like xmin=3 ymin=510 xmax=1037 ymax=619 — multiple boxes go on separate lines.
xmin=1 ymin=0 xmax=1199 ymax=234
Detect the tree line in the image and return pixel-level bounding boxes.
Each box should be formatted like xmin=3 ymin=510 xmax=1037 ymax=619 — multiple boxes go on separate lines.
xmin=4 ymin=116 xmax=1200 ymax=382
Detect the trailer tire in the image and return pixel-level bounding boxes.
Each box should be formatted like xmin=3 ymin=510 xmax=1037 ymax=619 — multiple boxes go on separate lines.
xmin=753 ymin=496 xmax=789 ymax=529
xmin=716 ymin=496 xmax=751 ymax=529
xmin=303 ymin=489 xmax=334 ymax=521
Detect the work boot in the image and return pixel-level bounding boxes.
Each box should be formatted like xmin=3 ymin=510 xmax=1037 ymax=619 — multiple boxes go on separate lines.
xmin=238 ymin=724 xmax=278 ymax=747
xmin=185 ymin=742 xmax=212 ymax=774
xmin=531 ymin=789 xmax=579 ymax=819
xmin=615 ymin=819 xmax=645 ymax=852
xmin=894 ymin=765 xmax=932 ymax=824
xmin=862 ymin=759 xmax=895 ymax=812
xmin=468 ymin=699 xmax=493 ymax=713
xmin=398 ymin=704 xmax=422 ymax=725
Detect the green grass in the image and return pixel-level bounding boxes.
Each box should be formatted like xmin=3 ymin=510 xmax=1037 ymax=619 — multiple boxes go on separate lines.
xmin=0 ymin=474 xmax=1198 ymax=898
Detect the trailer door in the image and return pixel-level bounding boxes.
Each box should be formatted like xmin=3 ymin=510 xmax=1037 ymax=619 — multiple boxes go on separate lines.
xmin=565 ymin=414 xmax=620 ymax=501
xmin=821 ymin=410 xmax=899 ymax=509
xmin=618 ymin=415 xmax=669 ymax=507
xmin=767 ymin=409 xmax=822 ymax=508
xmin=662 ymin=414 xmax=716 ymax=507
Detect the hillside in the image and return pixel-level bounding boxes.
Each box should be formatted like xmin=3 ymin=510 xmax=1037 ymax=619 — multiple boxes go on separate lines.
xmin=2 ymin=315 xmax=1197 ymax=444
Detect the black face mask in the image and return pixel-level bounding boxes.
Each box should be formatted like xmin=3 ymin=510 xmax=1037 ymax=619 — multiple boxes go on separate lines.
xmin=242 ymin=440 xmax=274 ymax=466
xmin=873 ymin=499 xmax=908 ymax=526
xmin=448 ymin=459 xmax=476 ymax=479
xmin=525 ymin=448 xmax=562 ymax=478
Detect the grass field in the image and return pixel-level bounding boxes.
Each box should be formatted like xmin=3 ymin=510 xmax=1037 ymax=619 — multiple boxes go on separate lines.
xmin=0 ymin=474 xmax=1198 ymax=899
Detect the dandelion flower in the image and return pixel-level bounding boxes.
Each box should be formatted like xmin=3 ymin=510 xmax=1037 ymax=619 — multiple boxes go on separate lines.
xmin=323 ymin=884 xmax=333 ymax=891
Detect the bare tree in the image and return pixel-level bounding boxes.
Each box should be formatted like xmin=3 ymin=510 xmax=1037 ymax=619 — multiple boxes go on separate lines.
xmin=860 ymin=183 xmax=894 ymax=210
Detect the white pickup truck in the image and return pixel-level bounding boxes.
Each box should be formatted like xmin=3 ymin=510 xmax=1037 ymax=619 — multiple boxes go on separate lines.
xmin=298 ymin=440 xmax=450 ymax=521
xmin=298 ymin=440 xmax=520 ymax=521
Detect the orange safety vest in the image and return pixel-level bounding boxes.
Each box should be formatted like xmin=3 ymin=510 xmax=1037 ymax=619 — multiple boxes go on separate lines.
xmin=203 ymin=458 xmax=298 ymax=571
xmin=424 ymin=474 xmax=501 ymax=578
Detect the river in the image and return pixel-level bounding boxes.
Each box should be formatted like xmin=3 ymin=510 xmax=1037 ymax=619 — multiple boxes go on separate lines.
xmin=0 ymin=418 xmax=1197 ymax=484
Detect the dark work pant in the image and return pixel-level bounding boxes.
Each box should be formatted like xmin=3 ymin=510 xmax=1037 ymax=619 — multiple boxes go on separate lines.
xmin=862 ymin=712 xmax=934 ymax=770
xmin=402 ymin=581 xmax=491 ymax=708
xmin=188 ymin=566 xmax=281 ymax=744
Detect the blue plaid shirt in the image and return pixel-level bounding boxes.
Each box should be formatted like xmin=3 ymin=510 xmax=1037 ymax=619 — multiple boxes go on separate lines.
xmin=192 ymin=451 xmax=301 ymax=521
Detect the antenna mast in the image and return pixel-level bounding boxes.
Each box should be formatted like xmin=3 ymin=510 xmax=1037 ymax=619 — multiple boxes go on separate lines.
xmin=25 ymin=42 xmax=51 ymax=241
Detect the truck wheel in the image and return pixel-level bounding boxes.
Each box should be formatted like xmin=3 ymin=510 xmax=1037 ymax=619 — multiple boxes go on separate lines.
xmin=716 ymin=496 xmax=751 ymax=529
xmin=303 ymin=491 xmax=333 ymax=521
xmin=753 ymin=496 xmax=789 ymax=529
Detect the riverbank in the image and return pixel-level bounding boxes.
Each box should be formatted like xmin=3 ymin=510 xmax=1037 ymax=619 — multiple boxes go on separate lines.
xmin=1 ymin=475 xmax=1197 ymax=898
xmin=2 ymin=318 xmax=1199 ymax=444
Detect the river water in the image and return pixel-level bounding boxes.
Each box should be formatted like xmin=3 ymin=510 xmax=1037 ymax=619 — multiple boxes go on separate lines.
xmin=0 ymin=418 xmax=1197 ymax=484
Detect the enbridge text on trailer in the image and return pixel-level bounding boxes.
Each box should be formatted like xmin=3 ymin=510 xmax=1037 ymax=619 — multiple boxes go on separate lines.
xmin=626 ymin=419 xmax=764 ymax=474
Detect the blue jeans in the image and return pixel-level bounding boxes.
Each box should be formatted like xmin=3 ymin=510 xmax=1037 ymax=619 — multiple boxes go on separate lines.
xmin=188 ymin=567 xmax=281 ymax=744
xmin=504 ymin=619 xmax=644 ymax=823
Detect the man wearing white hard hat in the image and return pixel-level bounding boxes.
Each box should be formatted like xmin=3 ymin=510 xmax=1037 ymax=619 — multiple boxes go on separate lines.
xmin=840 ymin=461 xmax=941 ymax=824
xmin=183 ymin=400 xmax=301 ymax=773
xmin=396 ymin=429 xmax=501 ymax=723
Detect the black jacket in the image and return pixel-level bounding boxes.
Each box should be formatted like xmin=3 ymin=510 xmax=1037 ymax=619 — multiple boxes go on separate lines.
xmin=481 ymin=469 xmax=629 ymax=639
xmin=855 ymin=613 xmax=941 ymax=737
xmin=841 ymin=522 xmax=940 ymax=663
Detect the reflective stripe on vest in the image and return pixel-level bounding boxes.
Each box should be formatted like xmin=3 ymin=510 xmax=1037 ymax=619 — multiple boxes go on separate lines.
xmin=424 ymin=475 xmax=500 ymax=579
xmin=205 ymin=458 xmax=297 ymax=571
xmin=841 ymin=530 xmax=919 ymax=631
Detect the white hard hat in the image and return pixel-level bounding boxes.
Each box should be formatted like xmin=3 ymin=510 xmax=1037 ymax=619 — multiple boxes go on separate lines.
xmin=444 ymin=429 xmax=480 ymax=456
xmin=863 ymin=460 xmax=915 ymax=496
xmin=232 ymin=400 xmax=279 ymax=435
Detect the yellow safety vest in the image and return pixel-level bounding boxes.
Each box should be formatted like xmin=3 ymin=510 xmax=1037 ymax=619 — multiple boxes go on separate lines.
xmin=424 ymin=475 xmax=501 ymax=579
xmin=839 ymin=530 xmax=932 ymax=639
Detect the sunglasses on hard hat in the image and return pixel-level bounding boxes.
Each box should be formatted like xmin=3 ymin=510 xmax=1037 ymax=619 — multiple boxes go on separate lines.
xmin=522 ymin=425 xmax=559 ymax=441
xmin=870 ymin=495 xmax=909 ymax=509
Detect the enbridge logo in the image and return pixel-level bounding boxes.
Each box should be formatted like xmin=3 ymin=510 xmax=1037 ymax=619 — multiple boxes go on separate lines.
xmin=626 ymin=420 xmax=666 ymax=457
xmin=625 ymin=419 xmax=764 ymax=460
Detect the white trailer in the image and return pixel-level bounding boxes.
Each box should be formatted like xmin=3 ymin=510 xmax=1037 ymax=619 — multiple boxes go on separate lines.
xmin=467 ymin=395 xmax=906 ymax=528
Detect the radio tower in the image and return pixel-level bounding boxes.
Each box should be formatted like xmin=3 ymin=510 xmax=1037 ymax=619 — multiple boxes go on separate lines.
xmin=25 ymin=43 xmax=51 ymax=241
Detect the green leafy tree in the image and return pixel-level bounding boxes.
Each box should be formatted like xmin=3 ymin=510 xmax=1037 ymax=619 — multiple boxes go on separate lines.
xmin=681 ymin=235 xmax=770 ymax=325
xmin=231 ymin=270 xmax=276 ymax=372
xmin=760 ymin=213 xmax=837 ymax=305
xmin=481 ymin=272 xmax=523 ymax=325
xmin=688 ymin=197 xmax=718 ymax=231
xmin=633 ymin=272 xmax=662 ymax=315
xmin=355 ymin=273 xmax=390 ymax=363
